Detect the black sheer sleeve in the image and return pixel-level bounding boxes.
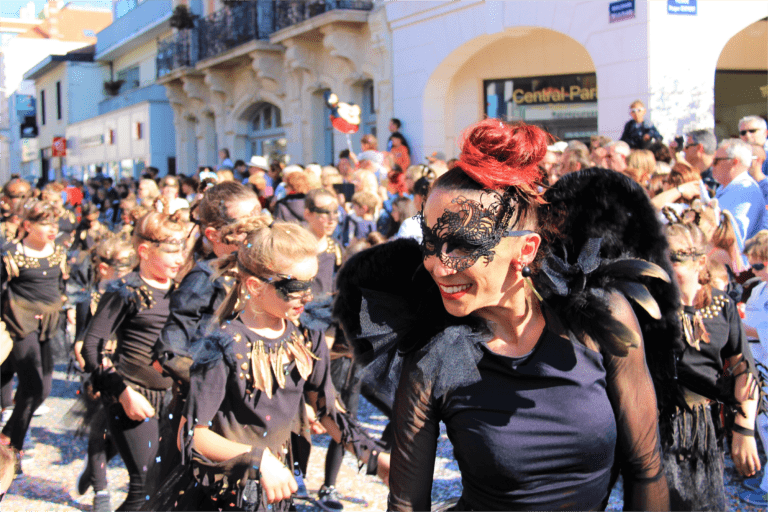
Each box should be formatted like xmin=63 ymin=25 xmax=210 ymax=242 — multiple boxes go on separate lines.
xmin=602 ymin=294 xmax=669 ymax=511
xmin=387 ymin=350 xmax=440 ymax=512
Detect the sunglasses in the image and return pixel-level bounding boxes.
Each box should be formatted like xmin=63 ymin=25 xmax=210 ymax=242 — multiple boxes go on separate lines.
xmin=257 ymin=273 xmax=314 ymax=302
xmin=740 ymin=128 xmax=760 ymax=136
xmin=684 ymin=143 xmax=699 ymax=149
xmin=752 ymin=263 xmax=766 ymax=271
xmin=630 ymin=108 xmax=644 ymax=113
xmin=712 ymin=157 xmax=732 ymax=165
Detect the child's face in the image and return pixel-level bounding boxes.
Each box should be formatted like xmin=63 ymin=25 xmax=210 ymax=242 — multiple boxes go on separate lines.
xmin=352 ymin=203 xmax=366 ymax=217
xmin=254 ymin=256 xmax=318 ymax=322
xmin=748 ymin=256 xmax=768 ymax=282
xmin=630 ymin=105 xmax=645 ymax=123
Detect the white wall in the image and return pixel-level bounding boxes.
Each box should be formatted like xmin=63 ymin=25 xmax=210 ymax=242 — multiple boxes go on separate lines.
xmin=386 ymin=0 xmax=650 ymax=162
xmin=647 ymin=0 xmax=768 ymax=142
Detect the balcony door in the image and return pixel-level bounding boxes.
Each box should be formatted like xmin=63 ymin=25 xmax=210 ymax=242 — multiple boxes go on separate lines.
xmin=248 ymin=102 xmax=286 ymax=161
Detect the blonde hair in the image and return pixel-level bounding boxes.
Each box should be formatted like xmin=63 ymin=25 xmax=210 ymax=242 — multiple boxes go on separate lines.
xmin=351 ymin=191 xmax=379 ymax=213
xmin=625 ymin=149 xmax=656 ymax=186
xmin=17 ymin=198 xmax=61 ymax=239
xmin=214 ymin=220 xmax=319 ymax=323
xmin=132 ymin=210 xmax=185 ymax=251
xmin=138 ymin=179 xmax=160 ymax=203
xmin=93 ymin=236 xmax=137 ymax=282
xmin=666 ymin=222 xmax=712 ymax=309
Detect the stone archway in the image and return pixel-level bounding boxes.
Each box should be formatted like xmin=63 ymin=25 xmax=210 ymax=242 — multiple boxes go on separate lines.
xmin=423 ymin=27 xmax=596 ymax=159
xmin=714 ymin=18 xmax=768 ymax=140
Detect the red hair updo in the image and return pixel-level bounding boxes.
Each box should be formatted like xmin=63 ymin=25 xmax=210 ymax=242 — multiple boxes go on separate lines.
xmin=456 ymin=119 xmax=550 ymax=196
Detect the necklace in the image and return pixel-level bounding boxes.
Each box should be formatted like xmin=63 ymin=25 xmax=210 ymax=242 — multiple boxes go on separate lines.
xmin=678 ymin=294 xmax=727 ymax=351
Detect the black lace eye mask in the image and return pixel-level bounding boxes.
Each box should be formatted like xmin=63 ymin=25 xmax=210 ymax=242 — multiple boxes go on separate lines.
xmin=258 ymin=273 xmax=314 ymax=302
xmin=420 ymin=191 xmax=533 ymax=272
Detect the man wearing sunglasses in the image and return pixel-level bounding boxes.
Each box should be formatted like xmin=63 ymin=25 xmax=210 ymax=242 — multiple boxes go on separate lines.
xmin=712 ymin=139 xmax=768 ymax=263
xmin=739 ymin=115 xmax=768 ymax=175
xmin=684 ymin=129 xmax=719 ymax=196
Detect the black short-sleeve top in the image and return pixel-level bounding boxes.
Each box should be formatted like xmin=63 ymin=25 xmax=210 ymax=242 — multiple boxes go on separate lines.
xmin=675 ymin=289 xmax=756 ymax=400
xmin=185 ymin=319 xmax=332 ymax=459
xmin=2 ymin=242 xmax=66 ymax=304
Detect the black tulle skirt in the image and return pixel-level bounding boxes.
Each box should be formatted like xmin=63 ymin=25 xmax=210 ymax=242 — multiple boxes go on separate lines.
xmin=660 ymin=403 xmax=726 ymax=511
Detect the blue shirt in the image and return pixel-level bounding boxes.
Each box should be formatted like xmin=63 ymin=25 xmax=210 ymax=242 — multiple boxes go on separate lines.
xmin=715 ymin=171 xmax=768 ymax=254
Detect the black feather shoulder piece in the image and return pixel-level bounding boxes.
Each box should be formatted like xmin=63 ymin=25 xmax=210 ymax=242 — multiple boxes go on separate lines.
xmin=104 ymin=272 xmax=152 ymax=312
xmin=541 ymin=168 xmax=682 ymax=411
xmin=190 ymin=327 xmax=237 ymax=371
xmin=534 ymin=237 xmax=670 ymax=357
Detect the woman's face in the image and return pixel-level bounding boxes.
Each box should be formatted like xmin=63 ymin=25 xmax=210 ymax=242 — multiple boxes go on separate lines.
xmin=138 ymin=181 xmax=152 ymax=199
xmin=422 ymin=188 xmax=534 ymax=318
xmin=24 ymin=220 xmax=58 ymax=246
xmin=140 ymin=234 xmax=185 ymax=282
xmin=252 ymin=256 xmax=318 ymax=322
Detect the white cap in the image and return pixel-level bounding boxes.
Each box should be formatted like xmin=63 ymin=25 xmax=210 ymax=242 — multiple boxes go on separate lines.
xmin=248 ymin=155 xmax=269 ymax=171
xmin=547 ymin=141 xmax=568 ymax=153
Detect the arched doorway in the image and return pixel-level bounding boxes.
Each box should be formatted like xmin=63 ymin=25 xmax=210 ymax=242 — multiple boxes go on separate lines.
xmin=246 ymin=102 xmax=286 ymax=161
xmin=424 ymin=27 xmax=597 ymax=158
xmin=714 ymin=18 xmax=768 ymax=140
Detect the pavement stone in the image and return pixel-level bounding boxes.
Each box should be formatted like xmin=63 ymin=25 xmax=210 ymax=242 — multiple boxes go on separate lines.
xmin=0 ymin=365 xmax=765 ymax=511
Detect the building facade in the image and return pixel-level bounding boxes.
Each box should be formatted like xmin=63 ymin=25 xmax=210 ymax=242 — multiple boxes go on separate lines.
xmin=156 ymin=0 xmax=391 ymax=175
xmin=0 ymin=0 xmax=112 ymax=183
xmin=384 ymin=0 xmax=768 ymax=162
xmin=64 ymin=0 xmax=177 ymax=180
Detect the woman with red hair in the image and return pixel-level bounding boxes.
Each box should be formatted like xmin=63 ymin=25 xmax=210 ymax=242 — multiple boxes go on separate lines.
xmin=380 ymin=119 xmax=669 ymax=510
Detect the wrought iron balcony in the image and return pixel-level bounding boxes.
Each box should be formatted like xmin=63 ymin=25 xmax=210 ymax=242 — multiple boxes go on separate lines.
xmin=197 ymin=1 xmax=266 ymax=62
xmin=274 ymin=0 xmax=374 ymax=32
xmin=157 ymin=30 xmax=194 ymax=78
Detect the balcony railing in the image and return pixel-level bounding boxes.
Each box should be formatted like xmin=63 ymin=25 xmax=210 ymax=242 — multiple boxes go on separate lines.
xmin=274 ymin=0 xmax=374 ymax=32
xmin=155 ymin=0 xmax=373 ymax=77
xmin=157 ymin=30 xmax=194 ymax=78
xmin=98 ymin=84 xmax=170 ymax=115
xmin=198 ymin=1 xmax=265 ymax=62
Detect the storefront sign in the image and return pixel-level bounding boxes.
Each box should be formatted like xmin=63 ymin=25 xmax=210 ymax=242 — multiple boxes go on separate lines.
xmin=667 ymin=0 xmax=697 ymax=15
xmin=609 ymin=0 xmax=635 ymax=23
xmin=484 ymin=73 xmax=598 ymax=142
xmin=52 ymin=137 xmax=67 ymax=157
xmin=79 ymin=134 xmax=105 ymax=148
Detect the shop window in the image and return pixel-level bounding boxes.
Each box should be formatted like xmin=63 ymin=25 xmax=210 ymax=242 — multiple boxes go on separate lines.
xmin=116 ymin=66 xmax=140 ymax=92
xmin=248 ymin=102 xmax=285 ymax=160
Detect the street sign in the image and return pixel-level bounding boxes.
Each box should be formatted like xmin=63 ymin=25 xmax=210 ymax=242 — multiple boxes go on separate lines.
xmin=52 ymin=137 xmax=67 ymax=157
xmin=609 ymin=0 xmax=635 ymax=23
xmin=668 ymin=0 xmax=697 ymax=15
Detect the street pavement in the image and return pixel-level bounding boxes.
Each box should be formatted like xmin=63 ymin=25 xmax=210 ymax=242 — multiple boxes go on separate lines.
xmin=1 ymin=364 xmax=764 ymax=511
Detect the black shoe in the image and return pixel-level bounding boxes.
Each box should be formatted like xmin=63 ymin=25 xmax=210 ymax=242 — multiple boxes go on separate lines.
xmin=93 ymin=491 xmax=111 ymax=512
xmin=318 ymin=485 xmax=344 ymax=511
xmin=76 ymin=456 xmax=92 ymax=495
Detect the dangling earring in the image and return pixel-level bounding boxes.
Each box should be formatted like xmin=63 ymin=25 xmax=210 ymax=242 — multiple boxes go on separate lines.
xmin=520 ymin=263 xmax=543 ymax=302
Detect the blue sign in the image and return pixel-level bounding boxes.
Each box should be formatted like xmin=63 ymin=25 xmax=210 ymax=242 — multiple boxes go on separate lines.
xmin=609 ymin=0 xmax=635 ymax=23
xmin=15 ymin=95 xmax=35 ymax=116
xmin=668 ymin=0 xmax=697 ymax=15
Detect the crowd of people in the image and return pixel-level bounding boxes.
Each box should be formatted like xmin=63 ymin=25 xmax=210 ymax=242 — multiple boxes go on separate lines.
xmin=0 ymin=105 xmax=765 ymax=511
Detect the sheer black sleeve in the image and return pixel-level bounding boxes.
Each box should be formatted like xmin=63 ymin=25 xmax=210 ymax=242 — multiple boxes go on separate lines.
xmin=387 ymin=350 xmax=440 ymax=512
xmin=81 ymin=290 xmax=132 ymax=374
xmin=602 ymin=294 xmax=669 ymax=511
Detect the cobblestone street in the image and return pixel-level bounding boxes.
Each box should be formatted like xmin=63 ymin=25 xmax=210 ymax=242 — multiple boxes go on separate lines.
xmin=0 ymin=365 xmax=764 ymax=511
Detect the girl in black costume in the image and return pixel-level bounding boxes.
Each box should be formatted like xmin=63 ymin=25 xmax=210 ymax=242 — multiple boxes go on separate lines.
xmin=179 ymin=218 xmax=387 ymax=511
xmin=72 ymin=236 xmax=137 ymax=512
xmin=0 ymin=198 xmax=67 ymax=471
xmin=153 ymin=181 xmax=261 ymax=380
xmin=662 ymin=222 xmax=759 ymax=510
xmin=81 ymin=209 xmax=186 ymax=510
xmin=387 ymin=119 xmax=669 ymax=510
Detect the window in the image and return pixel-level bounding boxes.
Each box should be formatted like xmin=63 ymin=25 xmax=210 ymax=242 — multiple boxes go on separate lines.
xmin=361 ymin=80 xmax=376 ymax=136
xmin=40 ymin=90 xmax=45 ymax=126
xmin=56 ymin=81 xmax=62 ymax=120
xmin=248 ymin=102 xmax=285 ymax=160
xmin=116 ymin=66 xmax=140 ymax=92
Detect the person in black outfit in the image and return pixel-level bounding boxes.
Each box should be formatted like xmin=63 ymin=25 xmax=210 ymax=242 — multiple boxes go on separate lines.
xmin=381 ymin=119 xmax=669 ymax=510
xmin=73 ymin=236 xmax=137 ymax=512
xmin=0 ymin=199 xmax=67 ymax=473
xmin=154 ymin=181 xmax=261 ymax=379
xmin=176 ymin=219 xmax=388 ymax=511
xmin=273 ymin=170 xmax=310 ymax=225
xmin=620 ymin=100 xmax=662 ymax=150
xmin=81 ymin=210 xmax=186 ymax=510
xmin=662 ymin=222 xmax=760 ymax=510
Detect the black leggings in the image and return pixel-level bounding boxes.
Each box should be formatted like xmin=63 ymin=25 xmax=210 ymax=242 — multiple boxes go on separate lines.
xmin=108 ymin=402 xmax=160 ymax=510
xmin=0 ymin=357 xmax=14 ymax=409
xmin=1 ymin=330 xmax=53 ymax=451
xmin=88 ymin=403 xmax=118 ymax=492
